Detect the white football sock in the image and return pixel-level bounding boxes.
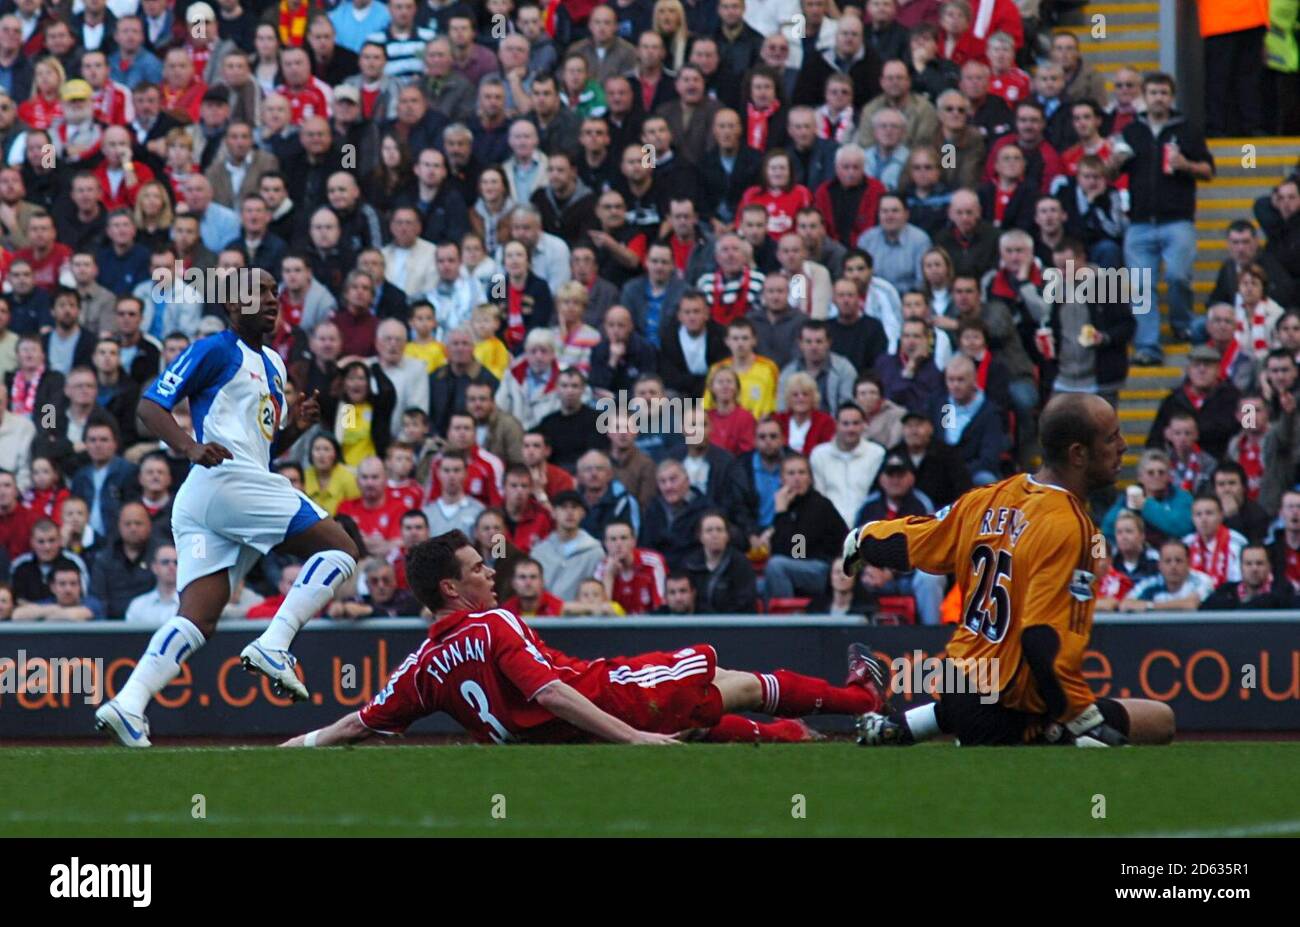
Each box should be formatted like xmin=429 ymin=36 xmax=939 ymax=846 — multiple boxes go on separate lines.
xmin=904 ymin=702 xmax=942 ymax=742
xmin=116 ymin=617 xmax=207 ymax=716
xmin=256 ymin=549 xmax=356 ymax=651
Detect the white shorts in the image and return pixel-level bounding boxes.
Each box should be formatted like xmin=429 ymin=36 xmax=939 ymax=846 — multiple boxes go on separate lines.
xmin=171 ymin=465 xmax=328 ymax=592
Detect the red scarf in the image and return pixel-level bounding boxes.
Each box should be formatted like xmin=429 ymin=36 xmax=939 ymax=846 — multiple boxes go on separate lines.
xmin=712 ymin=267 xmax=752 ymax=325
xmin=1097 ymin=568 xmax=1133 ymax=601
xmin=505 ymin=284 xmax=526 ymax=350
xmin=1188 ymin=524 xmax=1232 ymax=586
xmin=746 ymin=100 xmax=780 ymax=150
xmin=973 ymin=350 xmax=992 ymax=390
xmin=1285 ymin=545 xmax=1300 ymax=590
xmin=1218 ymin=338 xmax=1239 ymax=382
xmin=1236 ymin=301 xmax=1270 ymax=357
xmin=1237 ymin=433 xmax=1263 ymax=499
xmin=1183 ymin=383 xmax=1207 ymax=411
xmin=988 ymin=264 xmax=1043 ymax=300
xmin=1239 ymin=578 xmax=1271 ymax=602
xmin=1170 ymin=444 xmax=1203 ymax=492
xmin=10 ymin=367 xmax=42 ymax=416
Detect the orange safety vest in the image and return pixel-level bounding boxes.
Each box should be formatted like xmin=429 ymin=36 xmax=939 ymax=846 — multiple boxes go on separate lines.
xmin=1200 ymin=0 xmax=1270 ymax=37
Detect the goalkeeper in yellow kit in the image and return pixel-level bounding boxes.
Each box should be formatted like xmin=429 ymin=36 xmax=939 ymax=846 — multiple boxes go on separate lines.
xmin=842 ymin=393 xmax=1176 ymax=747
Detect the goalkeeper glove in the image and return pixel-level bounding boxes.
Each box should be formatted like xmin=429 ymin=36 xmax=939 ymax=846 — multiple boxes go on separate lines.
xmin=841 ymin=524 xmax=868 ymax=576
xmin=1045 ymin=704 xmax=1127 ymax=747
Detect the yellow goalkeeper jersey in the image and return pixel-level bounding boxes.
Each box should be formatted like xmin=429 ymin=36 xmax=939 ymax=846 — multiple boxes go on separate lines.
xmin=858 ymin=473 xmax=1099 ymax=720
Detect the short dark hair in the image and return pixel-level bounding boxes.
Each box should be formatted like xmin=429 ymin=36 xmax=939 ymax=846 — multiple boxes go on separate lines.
xmin=1039 ymin=392 xmax=1104 ymax=467
xmin=405 ymin=530 xmax=473 ymax=610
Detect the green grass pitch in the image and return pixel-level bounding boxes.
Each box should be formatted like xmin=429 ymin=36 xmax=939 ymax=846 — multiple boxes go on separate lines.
xmin=2 ymin=742 xmax=1298 ymax=837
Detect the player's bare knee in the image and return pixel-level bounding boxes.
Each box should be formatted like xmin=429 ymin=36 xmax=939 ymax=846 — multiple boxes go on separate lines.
xmin=714 ymin=668 xmax=763 ymax=711
xmin=1147 ymin=703 xmax=1176 ymax=745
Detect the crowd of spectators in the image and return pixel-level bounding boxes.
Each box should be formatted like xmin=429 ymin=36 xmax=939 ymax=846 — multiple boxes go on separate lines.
xmin=0 ymin=0 xmax=1299 ymax=626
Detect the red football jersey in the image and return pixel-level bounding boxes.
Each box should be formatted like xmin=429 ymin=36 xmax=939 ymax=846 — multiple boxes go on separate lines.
xmin=358 ymin=607 xmax=724 ymax=741
xmin=337 ymin=495 xmax=405 ymax=539
xmin=387 ymin=479 xmax=424 ymax=514
xmin=279 ymin=83 xmax=331 ymax=124
xmin=608 ymin=563 xmax=662 ymax=614
xmin=359 ymin=607 xmax=584 ymax=743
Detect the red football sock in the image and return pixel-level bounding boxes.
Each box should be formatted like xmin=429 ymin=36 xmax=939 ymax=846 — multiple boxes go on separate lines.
xmin=755 ymin=670 xmax=882 ymax=717
xmin=706 ymin=715 xmax=814 ymax=743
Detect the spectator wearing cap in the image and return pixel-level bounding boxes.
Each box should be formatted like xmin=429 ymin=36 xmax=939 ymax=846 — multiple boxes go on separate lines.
xmin=928 ymin=353 xmax=1004 ymax=486
xmin=854 ymin=451 xmax=949 ymax=624
xmin=182 ymin=3 xmax=238 ymax=85
xmin=857 ymin=452 xmax=934 ymax=519
xmin=54 ymin=78 xmax=105 ymax=169
xmin=531 ymin=489 xmax=607 ymax=602
xmin=1146 ymin=344 xmax=1242 ymax=460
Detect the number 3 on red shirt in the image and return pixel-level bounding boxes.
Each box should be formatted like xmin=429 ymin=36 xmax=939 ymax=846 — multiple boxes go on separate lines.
xmin=461 ymin=680 xmax=511 ymax=744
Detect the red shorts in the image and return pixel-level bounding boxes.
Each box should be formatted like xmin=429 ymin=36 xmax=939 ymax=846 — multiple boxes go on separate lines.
xmin=590 ymin=644 xmax=724 ymax=734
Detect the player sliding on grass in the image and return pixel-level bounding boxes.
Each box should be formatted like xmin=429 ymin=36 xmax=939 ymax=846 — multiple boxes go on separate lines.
xmin=284 ymin=529 xmax=888 ymax=747
xmin=843 ymin=392 xmax=1177 ymax=748
xmin=96 ymin=269 xmax=360 ymax=748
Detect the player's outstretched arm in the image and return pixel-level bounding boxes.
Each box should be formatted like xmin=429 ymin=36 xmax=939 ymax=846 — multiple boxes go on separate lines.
xmin=137 ymin=398 xmax=234 ymax=468
xmin=282 ymin=711 xmax=373 ymax=748
xmin=534 ymin=681 xmax=680 ymax=745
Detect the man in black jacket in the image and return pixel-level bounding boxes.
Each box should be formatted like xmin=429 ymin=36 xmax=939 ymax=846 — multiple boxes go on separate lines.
xmin=668 ymin=406 xmax=755 ymax=539
xmin=1207 ymin=219 xmax=1296 ymax=311
xmin=1202 ymin=545 xmax=1299 ymax=610
xmin=698 ymin=108 xmax=762 ymax=229
xmin=89 ymin=502 xmax=156 ymax=618
xmin=639 ymin=458 xmax=714 ymax=571
xmin=659 ymin=290 xmax=727 ymax=398
xmin=890 ymin=410 xmax=972 ymax=511
xmin=1110 ymin=72 xmax=1214 ymax=363
xmin=761 ymin=453 xmax=847 ymax=603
